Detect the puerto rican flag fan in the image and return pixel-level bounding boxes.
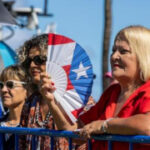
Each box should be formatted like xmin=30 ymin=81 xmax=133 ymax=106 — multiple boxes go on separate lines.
xmin=46 ymin=33 xmax=93 ymax=123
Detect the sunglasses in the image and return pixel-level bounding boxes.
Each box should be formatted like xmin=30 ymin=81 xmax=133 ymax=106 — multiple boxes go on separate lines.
xmin=23 ymin=55 xmax=47 ymax=67
xmin=0 ymin=80 xmax=26 ymax=90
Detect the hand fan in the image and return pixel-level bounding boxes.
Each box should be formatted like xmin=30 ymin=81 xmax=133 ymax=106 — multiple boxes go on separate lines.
xmin=46 ymin=33 xmax=94 ymax=122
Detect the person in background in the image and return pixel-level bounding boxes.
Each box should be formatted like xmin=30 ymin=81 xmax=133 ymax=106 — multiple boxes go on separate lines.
xmin=104 ymin=71 xmax=118 ymax=88
xmin=39 ymin=25 xmax=150 ymax=150
xmin=0 ymin=65 xmax=28 ymax=150
xmin=78 ymin=96 xmax=96 ymax=116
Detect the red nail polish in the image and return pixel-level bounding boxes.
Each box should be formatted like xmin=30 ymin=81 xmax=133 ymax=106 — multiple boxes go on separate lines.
xmin=51 ymin=82 xmax=55 ymax=86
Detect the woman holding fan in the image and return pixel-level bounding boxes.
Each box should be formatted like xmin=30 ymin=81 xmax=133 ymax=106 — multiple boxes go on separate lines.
xmin=18 ymin=34 xmax=94 ymax=150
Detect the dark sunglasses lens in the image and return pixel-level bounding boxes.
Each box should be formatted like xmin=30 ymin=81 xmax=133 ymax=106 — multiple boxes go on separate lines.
xmin=0 ymin=82 xmax=4 ymax=89
xmin=23 ymin=56 xmax=47 ymax=67
xmin=33 ymin=56 xmax=47 ymax=65
xmin=23 ymin=58 xmax=32 ymax=67
xmin=6 ymin=81 xmax=14 ymax=89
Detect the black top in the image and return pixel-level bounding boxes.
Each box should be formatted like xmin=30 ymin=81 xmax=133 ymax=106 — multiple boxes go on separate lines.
xmin=0 ymin=122 xmax=19 ymax=150
xmin=2 ymin=133 xmax=15 ymax=150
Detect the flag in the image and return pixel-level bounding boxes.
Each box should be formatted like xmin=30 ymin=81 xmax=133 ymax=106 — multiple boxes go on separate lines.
xmin=46 ymin=33 xmax=93 ymax=122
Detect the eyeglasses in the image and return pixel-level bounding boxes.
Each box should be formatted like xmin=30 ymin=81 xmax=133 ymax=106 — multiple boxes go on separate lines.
xmin=23 ymin=55 xmax=47 ymax=67
xmin=0 ymin=80 xmax=26 ymax=90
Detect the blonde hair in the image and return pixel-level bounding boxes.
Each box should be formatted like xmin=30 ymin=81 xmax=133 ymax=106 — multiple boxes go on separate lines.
xmin=115 ymin=25 xmax=150 ymax=82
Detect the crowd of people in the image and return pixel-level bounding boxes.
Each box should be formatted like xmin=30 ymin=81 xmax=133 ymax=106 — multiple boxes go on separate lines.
xmin=0 ymin=25 xmax=150 ymax=150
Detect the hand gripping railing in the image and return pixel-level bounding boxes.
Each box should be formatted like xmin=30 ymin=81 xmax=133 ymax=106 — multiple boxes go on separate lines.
xmin=0 ymin=127 xmax=150 ymax=150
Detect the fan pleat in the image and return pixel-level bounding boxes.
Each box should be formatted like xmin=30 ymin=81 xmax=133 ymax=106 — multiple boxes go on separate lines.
xmin=63 ymin=90 xmax=83 ymax=109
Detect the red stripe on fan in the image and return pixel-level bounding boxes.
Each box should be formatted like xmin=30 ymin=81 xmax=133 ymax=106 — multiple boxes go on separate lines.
xmin=71 ymin=107 xmax=84 ymax=118
xmin=48 ymin=33 xmax=74 ymax=45
xmin=62 ymin=65 xmax=74 ymax=90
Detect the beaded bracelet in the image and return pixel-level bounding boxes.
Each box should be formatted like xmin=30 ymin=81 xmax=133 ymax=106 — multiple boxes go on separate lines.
xmin=101 ymin=118 xmax=114 ymax=133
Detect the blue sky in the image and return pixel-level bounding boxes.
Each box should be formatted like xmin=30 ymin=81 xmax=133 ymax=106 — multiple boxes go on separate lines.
xmin=4 ymin=0 xmax=150 ymax=101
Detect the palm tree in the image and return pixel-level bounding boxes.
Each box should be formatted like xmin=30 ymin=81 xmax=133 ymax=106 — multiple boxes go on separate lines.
xmin=102 ymin=0 xmax=112 ymax=90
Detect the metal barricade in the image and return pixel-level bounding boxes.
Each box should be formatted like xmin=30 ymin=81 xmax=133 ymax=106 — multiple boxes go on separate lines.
xmin=0 ymin=127 xmax=150 ymax=150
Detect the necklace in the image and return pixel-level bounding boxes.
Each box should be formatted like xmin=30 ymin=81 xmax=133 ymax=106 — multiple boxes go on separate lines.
xmin=35 ymin=104 xmax=51 ymax=128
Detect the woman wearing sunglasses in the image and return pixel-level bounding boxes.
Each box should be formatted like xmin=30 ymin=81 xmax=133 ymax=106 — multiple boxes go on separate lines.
xmin=0 ymin=65 xmax=28 ymax=150
xmin=18 ymin=34 xmax=91 ymax=150
xmin=18 ymin=34 xmax=71 ymax=150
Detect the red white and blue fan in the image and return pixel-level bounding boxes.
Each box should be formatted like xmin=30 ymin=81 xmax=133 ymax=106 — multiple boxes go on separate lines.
xmin=46 ymin=33 xmax=93 ymax=122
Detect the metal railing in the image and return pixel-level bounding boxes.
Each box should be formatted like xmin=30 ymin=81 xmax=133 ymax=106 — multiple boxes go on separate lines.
xmin=0 ymin=127 xmax=150 ymax=150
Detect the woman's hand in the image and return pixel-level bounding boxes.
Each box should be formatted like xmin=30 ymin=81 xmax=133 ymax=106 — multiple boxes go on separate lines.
xmin=39 ymin=72 xmax=56 ymax=103
xmin=39 ymin=73 xmax=77 ymax=131
xmin=76 ymin=120 xmax=104 ymax=139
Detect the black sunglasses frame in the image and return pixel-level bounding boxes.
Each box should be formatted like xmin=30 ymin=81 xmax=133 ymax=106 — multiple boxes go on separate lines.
xmin=23 ymin=55 xmax=47 ymax=68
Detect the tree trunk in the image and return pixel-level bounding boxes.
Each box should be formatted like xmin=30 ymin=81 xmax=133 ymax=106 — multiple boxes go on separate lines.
xmin=102 ymin=0 xmax=112 ymax=90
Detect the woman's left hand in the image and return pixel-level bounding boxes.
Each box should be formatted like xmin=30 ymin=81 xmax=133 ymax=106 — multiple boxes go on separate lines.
xmin=76 ymin=120 xmax=104 ymax=139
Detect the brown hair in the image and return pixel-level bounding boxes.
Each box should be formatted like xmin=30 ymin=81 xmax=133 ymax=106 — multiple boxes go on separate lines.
xmin=0 ymin=64 xmax=28 ymax=88
xmin=18 ymin=34 xmax=48 ymax=66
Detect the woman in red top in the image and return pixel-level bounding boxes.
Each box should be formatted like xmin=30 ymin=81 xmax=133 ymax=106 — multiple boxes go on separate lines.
xmin=39 ymin=25 xmax=150 ymax=150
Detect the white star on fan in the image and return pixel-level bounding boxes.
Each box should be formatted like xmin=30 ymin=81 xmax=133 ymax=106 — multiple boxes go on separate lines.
xmin=72 ymin=62 xmax=91 ymax=80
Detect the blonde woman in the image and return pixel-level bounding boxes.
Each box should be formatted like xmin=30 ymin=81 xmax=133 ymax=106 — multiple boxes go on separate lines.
xmin=40 ymin=25 xmax=150 ymax=150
